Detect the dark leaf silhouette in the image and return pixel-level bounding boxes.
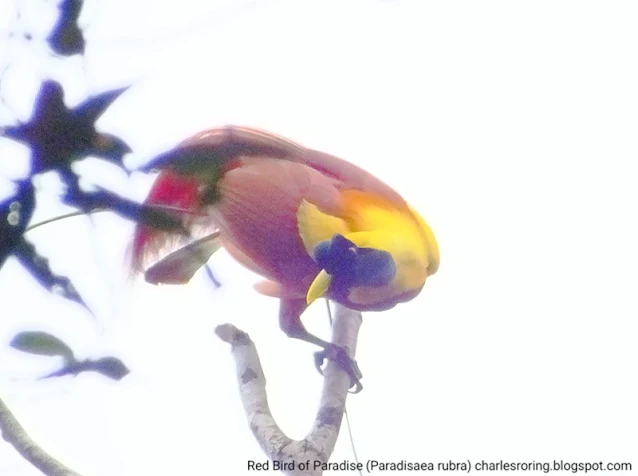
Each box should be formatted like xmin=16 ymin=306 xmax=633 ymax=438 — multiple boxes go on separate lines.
xmin=74 ymin=87 xmax=129 ymax=123
xmin=1 ymin=80 xmax=131 ymax=177
xmin=13 ymin=240 xmax=92 ymax=313
xmin=63 ymin=188 xmax=188 ymax=234
xmin=41 ymin=356 xmax=130 ymax=381
xmin=48 ymin=0 xmax=85 ymax=56
xmin=10 ymin=330 xmax=130 ymax=381
xmin=10 ymin=331 xmax=75 ymax=362
xmin=0 ymin=180 xmax=35 ymax=269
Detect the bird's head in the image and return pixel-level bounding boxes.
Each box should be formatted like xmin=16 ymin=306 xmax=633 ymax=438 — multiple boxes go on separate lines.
xmin=306 ymin=234 xmax=397 ymax=305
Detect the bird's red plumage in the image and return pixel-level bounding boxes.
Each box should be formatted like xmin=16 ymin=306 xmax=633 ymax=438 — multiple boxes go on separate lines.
xmin=131 ymin=125 xmax=426 ymax=309
xmin=131 ymin=127 xmax=408 ymax=283
xmin=212 ymin=157 xmax=341 ymax=293
xmin=131 ymin=170 xmax=200 ymax=272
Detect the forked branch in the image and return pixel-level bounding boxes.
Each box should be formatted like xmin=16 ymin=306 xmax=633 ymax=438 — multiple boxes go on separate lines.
xmin=215 ymin=303 xmax=362 ymax=476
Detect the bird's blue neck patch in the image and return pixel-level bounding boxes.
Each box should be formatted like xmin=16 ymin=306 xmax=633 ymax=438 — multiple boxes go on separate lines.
xmin=313 ymin=234 xmax=396 ymax=289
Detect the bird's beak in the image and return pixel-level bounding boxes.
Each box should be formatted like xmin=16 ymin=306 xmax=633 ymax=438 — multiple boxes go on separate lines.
xmin=306 ymin=269 xmax=332 ymax=305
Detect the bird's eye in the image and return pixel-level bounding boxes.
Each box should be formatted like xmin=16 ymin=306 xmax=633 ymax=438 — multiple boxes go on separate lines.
xmin=348 ymin=247 xmax=357 ymax=254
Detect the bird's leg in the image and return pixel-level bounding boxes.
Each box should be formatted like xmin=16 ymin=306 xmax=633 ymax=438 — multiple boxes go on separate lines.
xmin=279 ymin=299 xmax=363 ymax=393
xmin=313 ymin=345 xmax=363 ymax=394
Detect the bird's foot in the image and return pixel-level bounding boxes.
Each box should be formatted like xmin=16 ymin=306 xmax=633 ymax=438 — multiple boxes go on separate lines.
xmin=314 ymin=344 xmax=363 ymax=393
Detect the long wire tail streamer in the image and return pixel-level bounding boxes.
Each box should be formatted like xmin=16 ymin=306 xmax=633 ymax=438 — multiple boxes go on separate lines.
xmin=324 ymin=299 xmax=363 ymax=476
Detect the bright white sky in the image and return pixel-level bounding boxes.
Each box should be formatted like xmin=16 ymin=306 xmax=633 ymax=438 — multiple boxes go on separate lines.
xmin=1 ymin=1 xmax=637 ymax=475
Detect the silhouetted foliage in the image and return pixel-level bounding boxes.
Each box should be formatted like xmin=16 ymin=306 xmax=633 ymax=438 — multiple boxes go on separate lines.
xmin=10 ymin=331 xmax=130 ymax=381
xmin=14 ymin=239 xmax=92 ymax=313
xmin=0 ymin=78 xmax=189 ymax=312
xmin=41 ymin=357 xmax=130 ymax=381
xmin=63 ymin=187 xmax=187 ymax=235
xmin=0 ymin=1 xmax=219 ymax=394
xmin=0 ymin=3 xmax=228 ymax=473
xmin=0 ymin=180 xmax=35 ymax=268
xmin=9 ymin=331 xmax=75 ymax=361
xmin=0 ymin=28 xmax=141 ymax=384
xmin=2 ymin=80 xmax=131 ymax=178
xmin=48 ymin=0 xmax=85 ymax=56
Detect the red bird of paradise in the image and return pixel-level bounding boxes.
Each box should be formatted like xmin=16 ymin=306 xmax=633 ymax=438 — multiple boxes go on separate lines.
xmin=132 ymin=126 xmax=439 ymax=392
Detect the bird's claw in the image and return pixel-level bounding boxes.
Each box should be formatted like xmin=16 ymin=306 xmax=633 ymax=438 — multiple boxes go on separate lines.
xmin=314 ymin=344 xmax=363 ymax=393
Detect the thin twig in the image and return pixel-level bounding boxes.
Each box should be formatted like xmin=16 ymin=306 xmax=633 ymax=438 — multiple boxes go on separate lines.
xmin=24 ymin=205 xmax=203 ymax=233
xmin=0 ymin=394 xmax=82 ymax=476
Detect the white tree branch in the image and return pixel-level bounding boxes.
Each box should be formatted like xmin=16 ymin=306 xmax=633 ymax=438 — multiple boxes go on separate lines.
xmin=215 ymin=303 xmax=362 ymax=476
xmin=0 ymin=395 xmax=82 ymax=476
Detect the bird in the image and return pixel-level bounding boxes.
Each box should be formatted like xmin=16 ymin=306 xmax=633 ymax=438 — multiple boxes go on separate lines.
xmin=131 ymin=126 xmax=439 ymax=392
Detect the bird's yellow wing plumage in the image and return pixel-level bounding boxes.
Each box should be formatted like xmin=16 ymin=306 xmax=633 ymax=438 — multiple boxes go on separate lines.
xmin=297 ymin=199 xmax=350 ymax=254
xmin=339 ymin=190 xmax=432 ymax=290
